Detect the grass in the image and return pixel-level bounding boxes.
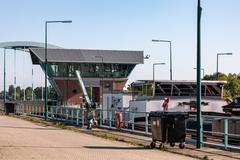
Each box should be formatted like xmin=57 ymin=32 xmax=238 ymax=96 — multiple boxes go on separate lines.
xmin=55 ymin=122 xmax=64 ymax=128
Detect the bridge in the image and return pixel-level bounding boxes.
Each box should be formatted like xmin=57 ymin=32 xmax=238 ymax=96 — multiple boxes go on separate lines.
xmin=0 ymin=41 xmax=240 ymax=159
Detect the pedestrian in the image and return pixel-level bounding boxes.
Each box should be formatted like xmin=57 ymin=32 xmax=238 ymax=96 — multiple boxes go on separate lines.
xmin=162 ymin=97 xmax=170 ymax=111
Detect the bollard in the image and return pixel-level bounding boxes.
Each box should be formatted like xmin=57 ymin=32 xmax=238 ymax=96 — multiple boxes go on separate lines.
xmin=224 ymin=118 xmax=228 ymax=149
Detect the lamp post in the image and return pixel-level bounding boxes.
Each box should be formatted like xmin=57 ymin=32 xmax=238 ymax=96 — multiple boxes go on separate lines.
xmin=152 ymin=39 xmax=173 ymax=80
xmin=94 ymin=56 xmax=104 ymax=108
xmin=216 ymin=53 xmax=232 ymax=80
xmin=45 ymin=20 xmax=72 ymax=120
xmin=194 ymin=67 xmax=205 ymax=79
xmin=3 ymin=49 xmax=6 ymax=112
xmin=152 ymin=63 xmax=165 ymax=97
xmin=196 ymin=0 xmax=202 ymax=149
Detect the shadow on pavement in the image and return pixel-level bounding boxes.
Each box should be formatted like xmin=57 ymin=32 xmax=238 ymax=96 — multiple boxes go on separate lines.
xmin=0 ymin=125 xmax=59 ymax=130
xmin=84 ymin=146 xmax=149 ymax=150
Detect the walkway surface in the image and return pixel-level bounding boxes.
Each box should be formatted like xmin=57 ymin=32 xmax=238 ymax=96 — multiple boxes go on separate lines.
xmin=0 ymin=115 xmax=194 ymax=160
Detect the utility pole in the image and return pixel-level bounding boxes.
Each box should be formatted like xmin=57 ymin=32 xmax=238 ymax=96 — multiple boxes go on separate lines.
xmin=196 ymin=0 xmax=203 ymax=148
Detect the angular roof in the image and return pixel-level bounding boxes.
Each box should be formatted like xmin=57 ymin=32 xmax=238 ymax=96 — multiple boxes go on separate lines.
xmin=29 ymin=48 xmax=144 ymax=64
xmin=0 ymin=41 xmax=61 ymax=49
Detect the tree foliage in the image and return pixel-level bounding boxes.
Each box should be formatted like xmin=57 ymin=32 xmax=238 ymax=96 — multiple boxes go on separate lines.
xmin=203 ymin=72 xmax=240 ymax=98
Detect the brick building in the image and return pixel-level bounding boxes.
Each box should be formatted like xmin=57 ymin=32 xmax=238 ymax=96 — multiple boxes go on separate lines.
xmin=30 ymin=48 xmax=143 ymax=105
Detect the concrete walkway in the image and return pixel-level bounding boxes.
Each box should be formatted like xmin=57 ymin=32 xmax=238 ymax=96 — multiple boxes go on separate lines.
xmin=0 ymin=115 xmax=194 ymax=160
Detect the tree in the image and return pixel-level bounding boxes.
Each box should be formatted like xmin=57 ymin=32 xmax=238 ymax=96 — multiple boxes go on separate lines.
xmin=224 ymin=74 xmax=240 ymax=98
xmin=34 ymin=87 xmax=43 ymax=100
xmin=8 ymin=85 xmax=14 ymax=98
xmin=203 ymin=73 xmax=240 ymax=98
xmin=16 ymin=86 xmax=21 ymax=100
xmin=25 ymin=86 xmax=33 ymax=100
xmin=203 ymin=72 xmax=227 ymax=81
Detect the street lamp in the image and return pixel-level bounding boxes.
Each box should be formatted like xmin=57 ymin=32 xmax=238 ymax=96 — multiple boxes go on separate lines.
xmin=152 ymin=39 xmax=173 ymax=80
xmin=152 ymin=63 xmax=165 ymax=97
xmin=216 ymin=53 xmax=232 ymax=80
xmin=194 ymin=67 xmax=205 ymax=78
xmin=3 ymin=49 xmax=6 ymax=112
xmin=45 ymin=20 xmax=72 ymax=120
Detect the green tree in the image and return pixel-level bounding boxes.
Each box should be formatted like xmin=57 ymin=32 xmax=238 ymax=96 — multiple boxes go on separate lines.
xmin=224 ymin=74 xmax=240 ymax=98
xmin=203 ymin=73 xmax=240 ymax=98
xmin=16 ymin=86 xmax=21 ymax=100
xmin=25 ymin=86 xmax=33 ymax=100
xmin=8 ymin=85 xmax=14 ymax=98
xmin=34 ymin=87 xmax=43 ymax=100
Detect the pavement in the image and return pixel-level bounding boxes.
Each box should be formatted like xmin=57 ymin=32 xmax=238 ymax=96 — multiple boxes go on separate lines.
xmin=0 ymin=115 xmax=195 ymax=160
xmin=1 ymin=114 xmax=240 ymax=160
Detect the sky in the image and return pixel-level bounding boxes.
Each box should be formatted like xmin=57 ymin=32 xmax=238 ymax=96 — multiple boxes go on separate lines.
xmin=1 ymin=0 xmax=240 ymax=90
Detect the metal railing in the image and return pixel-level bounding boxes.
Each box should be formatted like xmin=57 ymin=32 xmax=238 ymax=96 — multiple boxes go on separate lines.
xmin=187 ymin=114 xmax=240 ymax=150
xmin=14 ymin=103 xmax=240 ymax=150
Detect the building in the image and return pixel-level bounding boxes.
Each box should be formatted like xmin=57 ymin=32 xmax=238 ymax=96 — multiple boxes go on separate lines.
xmin=129 ymin=80 xmax=227 ymax=116
xmin=30 ymin=48 xmax=143 ymax=105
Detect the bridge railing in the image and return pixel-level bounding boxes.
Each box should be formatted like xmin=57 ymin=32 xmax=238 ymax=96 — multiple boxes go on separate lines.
xmin=187 ymin=114 xmax=240 ymax=150
xmin=14 ymin=103 xmax=240 ymax=150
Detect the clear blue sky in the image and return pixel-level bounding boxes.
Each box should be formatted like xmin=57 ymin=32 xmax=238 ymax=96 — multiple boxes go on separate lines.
xmin=1 ymin=0 xmax=240 ymax=90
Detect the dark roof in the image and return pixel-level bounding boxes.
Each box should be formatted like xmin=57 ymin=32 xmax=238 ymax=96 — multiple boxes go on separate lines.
xmin=29 ymin=48 xmax=144 ymax=64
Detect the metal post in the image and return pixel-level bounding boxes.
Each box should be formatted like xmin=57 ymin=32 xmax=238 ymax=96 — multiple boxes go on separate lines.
xmin=132 ymin=112 xmax=135 ymax=131
xmin=14 ymin=49 xmax=16 ymax=100
xmin=55 ymin=106 xmax=58 ymax=120
xmin=196 ymin=0 xmax=203 ymax=148
xmin=169 ymin=41 xmax=172 ymax=80
xmin=109 ymin=110 xmax=112 ymax=128
xmin=66 ymin=108 xmax=68 ymax=121
xmin=99 ymin=109 xmax=102 ymax=126
xmin=71 ymin=108 xmax=74 ymax=124
xmin=45 ymin=22 xmax=48 ymax=120
xmin=60 ymin=107 xmax=63 ymax=120
xmin=23 ymin=47 xmax=25 ymax=101
xmin=76 ymin=109 xmax=79 ymax=126
xmin=145 ymin=112 xmax=148 ymax=134
xmin=32 ymin=65 xmax=34 ymax=100
xmin=3 ymin=49 xmax=6 ymax=113
xmin=82 ymin=109 xmax=85 ymax=127
xmin=224 ymin=118 xmax=228 ymax=149
xmin=153 ymin=64 xmax=155 ymax=82
xmin=216 ymin=54 xmax=219 ymax=80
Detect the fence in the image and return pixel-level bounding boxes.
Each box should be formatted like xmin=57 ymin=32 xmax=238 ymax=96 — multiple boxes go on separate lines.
xmin=14 ymin=102 xmax=240 ymax=150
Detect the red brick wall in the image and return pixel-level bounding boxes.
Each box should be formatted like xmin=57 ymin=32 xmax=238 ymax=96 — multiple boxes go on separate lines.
xmin=54 ymin=79 xmax=82 ymax=105
xmin=54 ymin=79 xmax=127 ymax=105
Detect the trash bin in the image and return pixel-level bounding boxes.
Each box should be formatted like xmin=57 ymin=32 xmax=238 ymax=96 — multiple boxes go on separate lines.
xmin=149 ymin=111 xmax=188 ymax=149
xmin=5 ymin=102 xmax=15 ymax=114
